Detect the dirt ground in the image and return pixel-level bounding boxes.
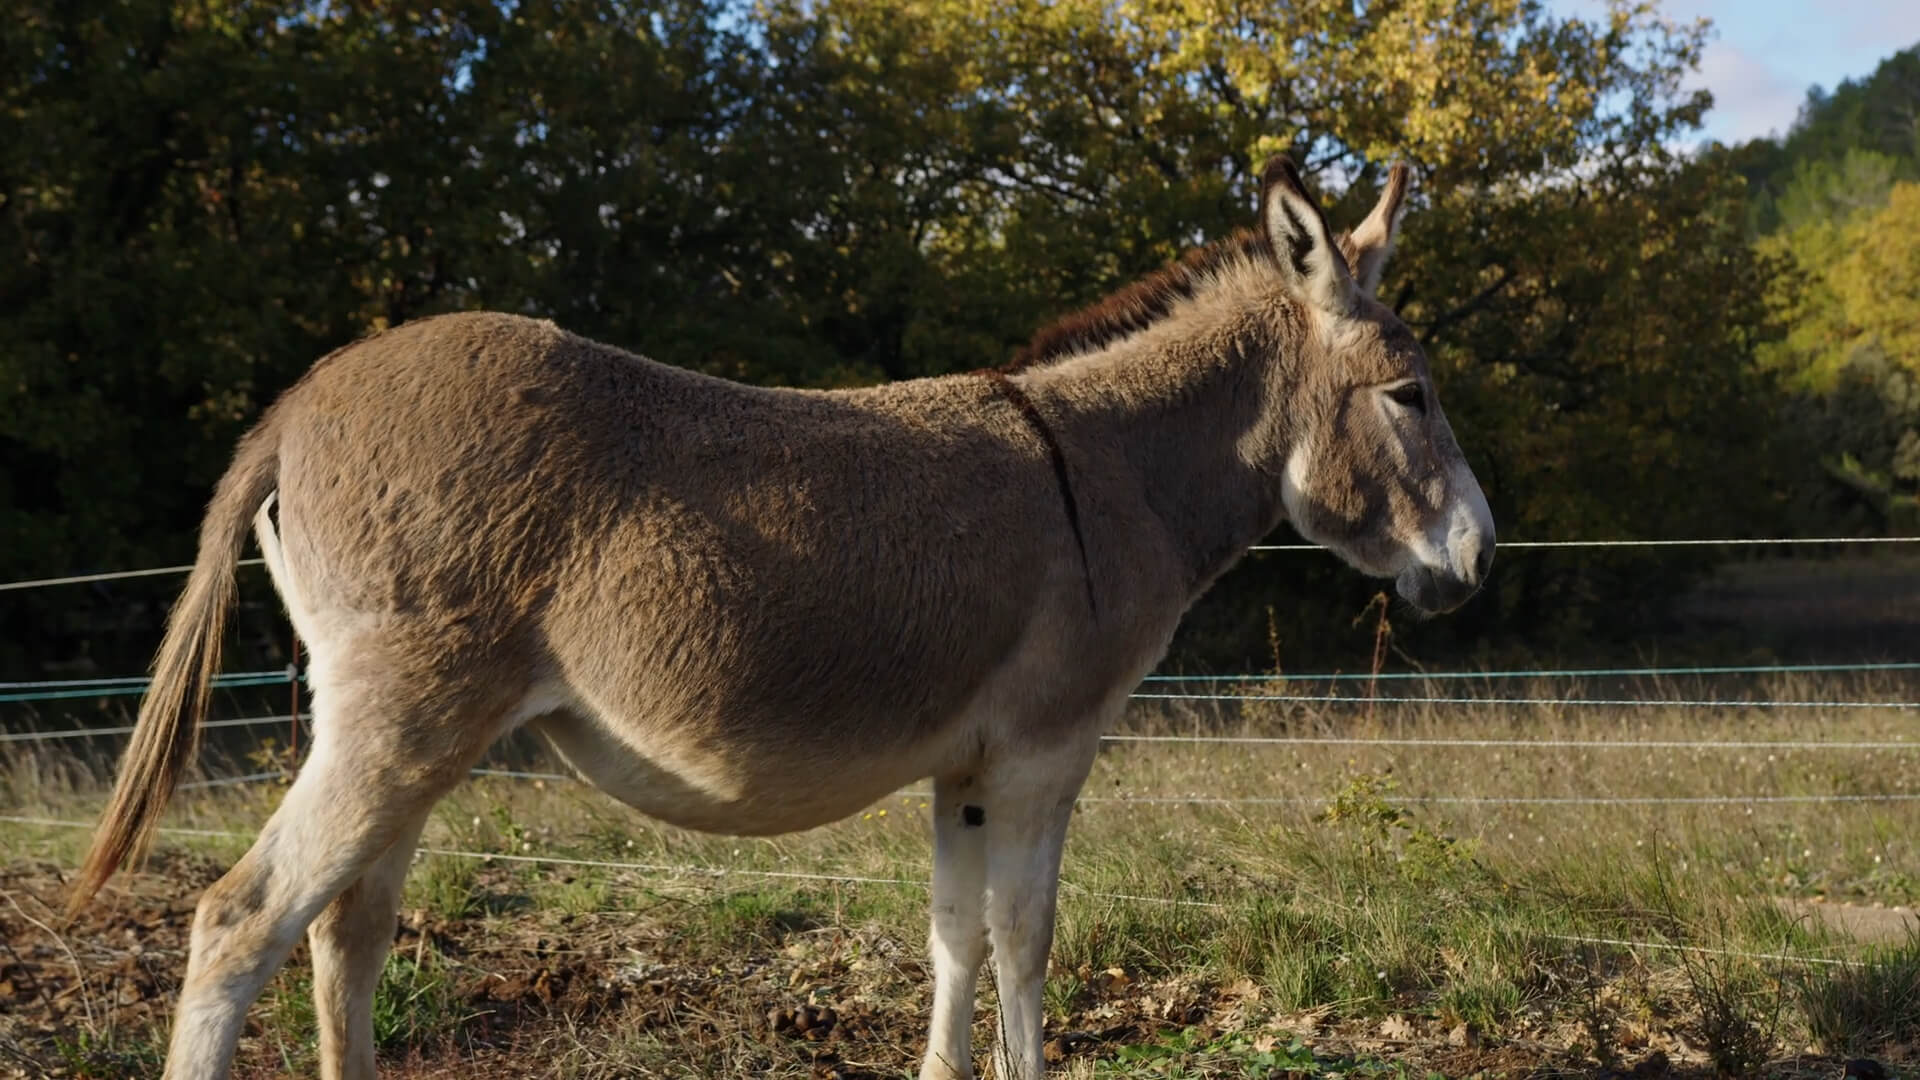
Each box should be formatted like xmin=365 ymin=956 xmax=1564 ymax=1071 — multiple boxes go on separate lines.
xmin=1777 ymin=899 xmax=1920 ymax=946
xmin=0 ymin=852 xmax=1899 ymax=1080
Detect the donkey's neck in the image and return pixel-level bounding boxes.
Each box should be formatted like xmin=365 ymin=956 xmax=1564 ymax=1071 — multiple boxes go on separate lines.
xmin=1020 ymin=280 xmax=1304 ymax=597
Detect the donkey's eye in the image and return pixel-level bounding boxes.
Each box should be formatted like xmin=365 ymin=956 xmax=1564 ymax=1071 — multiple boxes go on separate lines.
xmin=1386 ymin=382 xmax=1426 ymax=414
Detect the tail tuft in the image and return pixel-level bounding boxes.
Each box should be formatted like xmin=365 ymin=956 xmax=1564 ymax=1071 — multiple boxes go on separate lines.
xmin=66 ymin=424 xmax=280 ymax=918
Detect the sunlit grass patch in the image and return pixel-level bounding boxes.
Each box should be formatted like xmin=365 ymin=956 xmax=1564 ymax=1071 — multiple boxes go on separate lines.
xmin=10 ymin=680 xmax=1920 ymax=1073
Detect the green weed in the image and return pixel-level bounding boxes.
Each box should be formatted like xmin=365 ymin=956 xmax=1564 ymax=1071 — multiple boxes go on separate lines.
xmin=1798 ymin=928 xmax=1920 ymax=1054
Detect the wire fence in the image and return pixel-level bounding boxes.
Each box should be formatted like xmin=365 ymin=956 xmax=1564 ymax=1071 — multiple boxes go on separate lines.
xmin=10 ymin=707 xmax=1920 ymax=753
xmin=1544 ymin=934 xmax=1860 ymax=969
xmin=1247 ymin=537 xmax=1920 ymax=552
xmin=1142 ymin=661 xmax=1920 ymax=681
xmin=0 ymin=713 xmax=308 ymax=743
xmin=0 ymin=671 xmax=293 ymax=704
xmin=5 ymin=658 xmax=1918 ymax=704
xmin=0 ymin=814 xmax=1209 ymax=908
xmin=99 ymin=762 xmax=1920 ymax=810
xmin=1139 ymin=692 xmax=1920 ymax=709
xmin=5 ymin=671 xmax=1919 ymax=709
xmin=0 ymin=814 xmax=1894 ymax=963
xmin=5 ymin=537 xmax=1918 ymax=979
xmin=0 ymin=558 xmax=268 ymax=592
xmin=4 ymin=536 xmax=1917 ymax=594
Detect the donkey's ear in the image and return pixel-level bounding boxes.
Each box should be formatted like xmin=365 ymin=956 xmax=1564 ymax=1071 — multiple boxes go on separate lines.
xmin=1337 ymin=163 xmax=1412 ymax=297
xmin=1259 ymin=156 xmax=1357 ymax=317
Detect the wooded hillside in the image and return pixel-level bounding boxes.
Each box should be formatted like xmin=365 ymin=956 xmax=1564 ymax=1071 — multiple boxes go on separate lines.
xmin=4 ymin=2 xmax=1916 ymax=673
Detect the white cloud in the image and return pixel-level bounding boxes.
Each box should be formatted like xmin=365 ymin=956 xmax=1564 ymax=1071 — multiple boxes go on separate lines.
xmin=1829 ymin=0 xmax=1920 ymax=54
xmin=1542 ymin=0 xmax=1917 ymax=145
xmin=1686 ymin=41 xmax=1807 ymax=144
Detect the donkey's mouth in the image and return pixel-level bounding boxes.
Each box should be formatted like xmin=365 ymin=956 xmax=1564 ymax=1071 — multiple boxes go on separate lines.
xmin=1396 ymin=564 xmax=1481 ymax=614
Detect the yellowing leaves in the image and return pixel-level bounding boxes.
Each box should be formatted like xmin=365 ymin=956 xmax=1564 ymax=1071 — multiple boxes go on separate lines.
xmin=874 ymin=0 xmax=1696 ymax=176
xmin=1833 ymin=182 xmax=1920 ymax=366
xmin=1764 ymin=181 xmax=1920 ymax=387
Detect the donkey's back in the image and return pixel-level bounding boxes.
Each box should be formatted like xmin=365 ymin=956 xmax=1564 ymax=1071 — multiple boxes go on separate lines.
xmin=262 ymin=312 xmax=1113 ymax=827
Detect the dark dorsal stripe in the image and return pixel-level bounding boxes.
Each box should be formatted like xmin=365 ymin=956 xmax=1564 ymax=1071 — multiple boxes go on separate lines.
xmin=981 ymin=369 xmax=1098 ymax=617
xmin=1008 ymin=228 xmax=1274 ymax=372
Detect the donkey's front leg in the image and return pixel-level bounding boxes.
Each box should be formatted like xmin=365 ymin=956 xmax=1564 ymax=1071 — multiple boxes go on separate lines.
xmin=921 ymin=775 xmax=990 ymax=1080
xmin=984 ymin=743 xmax=1096 ymax=1080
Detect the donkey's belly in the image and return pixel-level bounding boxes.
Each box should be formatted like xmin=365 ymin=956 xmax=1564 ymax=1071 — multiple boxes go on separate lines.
xmin=526 ymin=706 xmax=947 ymax=836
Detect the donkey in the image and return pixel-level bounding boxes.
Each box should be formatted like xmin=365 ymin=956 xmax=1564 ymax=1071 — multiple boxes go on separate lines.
xmin=68 ymin=156 xmax=1492 ymax=1079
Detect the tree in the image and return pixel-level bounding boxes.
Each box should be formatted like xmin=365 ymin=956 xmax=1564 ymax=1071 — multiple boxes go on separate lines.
xmin=1761 ymin=182 xmax=1920 ymax=531
xmin=1736 ymin=45 xmax=1920 ymax=235
xmin=0 ymin=0 xmax=1806 ymax=674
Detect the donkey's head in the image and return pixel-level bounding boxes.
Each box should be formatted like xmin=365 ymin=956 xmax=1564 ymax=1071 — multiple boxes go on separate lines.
xmin=1256 ymin=157 xmax=1494 ymax=613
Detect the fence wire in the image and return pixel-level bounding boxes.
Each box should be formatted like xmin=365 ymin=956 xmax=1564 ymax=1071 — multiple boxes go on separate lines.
xmin=4 ymin=536 xmax=1910 ymax=988
xmin=193 ymin=766 xmax=1920 ymax=809
xmin=7 ymin=658 xmax=1916 ymax=701
xmin=10 ymin=711 xmax=1920 ymax=754
xmin=5 ymin=536 xmax=1917 ymax=592
xmin=0 ymin=815 xmax=1886 ymax=959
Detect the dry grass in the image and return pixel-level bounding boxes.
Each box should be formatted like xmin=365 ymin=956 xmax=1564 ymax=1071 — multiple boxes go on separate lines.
xmin=5 ymin=673 xmax=1920 ymax=1077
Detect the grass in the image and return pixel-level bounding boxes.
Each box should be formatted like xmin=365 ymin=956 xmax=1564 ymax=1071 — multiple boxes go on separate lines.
xmin=1797 ymin=929 xmax=1920 ymax=1056
xmin=44 ymin=1028 xmax=168 ymax=1080
xmin=261 ymin=946 xmax=468 ymax=1070
xmin=1099 ymin=1028 xmax=1448 ymax=1078
xmin=6 ymin=672 xmax=1920 ymax=1076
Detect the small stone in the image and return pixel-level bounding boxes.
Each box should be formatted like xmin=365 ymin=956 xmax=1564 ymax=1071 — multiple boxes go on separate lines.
xmin=1843 ymin=1059 xmax=1889 ymax=1080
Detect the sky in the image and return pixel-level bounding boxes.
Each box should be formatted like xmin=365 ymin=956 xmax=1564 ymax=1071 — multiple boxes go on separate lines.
xmin=1545 ymin=0 xmax=1920 ymax=145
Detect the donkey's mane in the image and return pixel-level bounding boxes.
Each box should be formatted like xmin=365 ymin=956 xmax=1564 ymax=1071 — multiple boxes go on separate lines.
xmin=1008 ymin=227 xmax=1274 ymax=371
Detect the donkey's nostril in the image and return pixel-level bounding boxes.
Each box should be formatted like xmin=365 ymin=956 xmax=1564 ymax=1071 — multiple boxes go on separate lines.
xmin=1473 ymin=545 xmax=1494 ymax=583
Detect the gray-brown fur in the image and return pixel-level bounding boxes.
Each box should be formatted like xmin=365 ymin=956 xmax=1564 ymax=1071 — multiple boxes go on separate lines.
xmin=70 ymin=155 xmax=1492 ymax=1080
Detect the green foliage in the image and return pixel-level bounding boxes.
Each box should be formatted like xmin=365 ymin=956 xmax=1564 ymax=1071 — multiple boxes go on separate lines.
xmin=50 ymin=1027 xmax=168 ymax=1079
xmin=371 ymin=947 xmax=466 ymax=1051
xmin=265 ymin=944 xmax=465 ymax=1060
xmin=0 ymin=0 xmax=1841 ymax=671
xmin=408 ymin=853 xmax=485 ymax=921
xmin=1797 ymin=929 xmax=1920 ymax=1055
xmin=1774 ymin=148 xmax=1901 ymax=231
xmin=1737 ymin=45 xmax=1920 ymax=234
xmin=1106 ymin=1028 xmax=1315 ymax=1077
xmin=1318 ymin=771 xmax=1476 ymax=878
xmin=1697 ymin=43 xmax=1920 ymax=579
xmin=1103 ymin=1027 xmax=1446 ymax=1079
xmin=1757 ymin=177 xmax=1920 ymax=531
xmin=693 ymin=888 xmax=839 ymax=948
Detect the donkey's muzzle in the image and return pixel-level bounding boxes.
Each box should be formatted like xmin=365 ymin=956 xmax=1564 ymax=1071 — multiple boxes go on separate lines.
xmin=1398 ymin=565 xmax=1478 ymax=613
xmin=1397 ymin=558 xmax=1486 ymax=615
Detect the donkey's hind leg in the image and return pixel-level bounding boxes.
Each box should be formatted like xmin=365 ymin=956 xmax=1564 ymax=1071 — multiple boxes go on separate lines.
xmin=162 ymin=669 xmax=510 ymax=1080
xmin=309 ymin=816 xmax=429 ymax=1080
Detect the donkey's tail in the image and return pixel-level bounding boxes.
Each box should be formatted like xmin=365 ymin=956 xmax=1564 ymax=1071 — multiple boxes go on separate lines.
xmin=67 ymin=417 xmax=282 ymax=917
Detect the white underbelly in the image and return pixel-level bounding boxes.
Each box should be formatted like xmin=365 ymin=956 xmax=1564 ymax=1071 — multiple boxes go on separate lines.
xmin=524 ymin=706 xmax=952 ymax=836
